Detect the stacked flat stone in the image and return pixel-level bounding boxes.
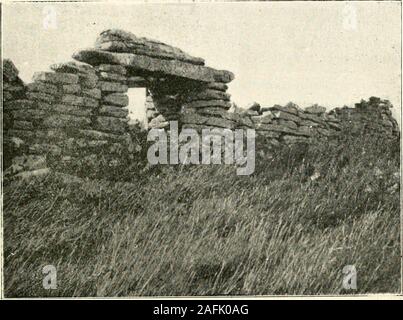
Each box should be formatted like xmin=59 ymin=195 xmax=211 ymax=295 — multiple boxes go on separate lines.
xmin=181 ymin=82 xmax=240 ymax=131
xmin=330 ymin=97 xmax=399 ymax=139
xmin=3 ymin=59 xmax=133 ymax=175
xmin=3 ymin=28 xmax=400 ymax=179
xmin=73 ymin=29 xmax=235 ymax=131
xmin=21 ymin=61 xmax=100 ymax=162
xmin=94 ymin=63 xmax=129 ymax=134
xmin=146 ymin=95 xmax=172 ymax=129
xmin=95 ymin=29 xmax=205 ymax=66
xmin=246 ymin=102 xmax=341 ymax=145
xmin=3 ymin=59 xmax=25 ymax=102
xmin=3 ymin=59 xmax=50 ymax=176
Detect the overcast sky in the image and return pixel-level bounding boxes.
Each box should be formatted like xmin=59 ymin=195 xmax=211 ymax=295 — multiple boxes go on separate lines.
xmin=3 ymin=1 xmax=401 ymax=124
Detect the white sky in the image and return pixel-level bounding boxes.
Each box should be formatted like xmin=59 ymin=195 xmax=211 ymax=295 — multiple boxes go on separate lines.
xmin=3 ymin=1 xmax=401 ymax=125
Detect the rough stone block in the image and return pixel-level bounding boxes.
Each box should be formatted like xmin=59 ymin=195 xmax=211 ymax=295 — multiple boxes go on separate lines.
xmin=282 ymin=135 xmax=310 ymax=144
xmin=7 ymin=129 xmax=68 ymax=142
xmin=182 ymin=113 xmax=236 ymax=129
xmin=276 ymin=119 xmax=298 ymax=129
xmin=127 ymin=76 xmax=147 ymax=87
xmin=12 ymin=109 xmax=47 ymax=120
xmin=94 ymin=116 xmax=128 ymax=133
xmin=299 ymin=119 xmax=321 ymax=127
xmin=146 ymin=110 xmax=159 ymax=119
xmin=3 ymin=59 xmax=19 ymax=82
xmin=186 ymin=89 xmax=231 ymax=102
xmin=237 ymin=115 xmax=254 ymax=128
xmin=327 ymin=122 xmax=341 ymax=131
xmin=183 ymin=99 xmax=231 ymax=109
xmin=98 ymin=81 xmax=128 ymax=92
xmin=99 ymin=105 xmax=129 ymax=118
xmin=29 ymin=143 xmax=62 ymax=156
xmin=255 ymin=123 xmax=309 ymax=136
xmin=50 ymin=61 xmax=96 ymax=74
xmin=26 ymin=91 xmax=57 ymax=102
xmin=305 ymin=105 xmax=326 ymax=114
xmin=272 ymin=110 xmax=301 ymax=123
xmin=316 ymin=128 xmax=334 ymax=137
xmin=83 ymin=88 xmax=102 ymax=99
xmin=252 ymin=112 xmax=274 ymax=124
xmin=298 ymin=126 xmax=314 ymax=136
xmin=79 ymin=73 xmax=98 ymax=88
xmin=299 ymin=112 xmax=326 ymax=124
xmin=33 ymin=72 xmax=79 ymax=84
xmin=3 ymin=91 xmax=14 ymax=101
xmin=103 ymin=93 xmax=129 ymax=107
xmin=15 ymin=168 xmax=51 ymax=180
xmin=73 ymin=49 xmax=234 ymax=83
xmin=205 ymin=82 xmax=228 ymax=92
xmin=94 ymin=29 xmax=206 ymax=65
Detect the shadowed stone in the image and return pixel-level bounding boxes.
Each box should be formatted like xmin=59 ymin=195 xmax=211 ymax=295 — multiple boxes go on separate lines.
xmin=3 ymin=59 xmax=20 ymax=82
xmin=98 ymin=81 xmax=128 ymax=92
xmin=94 ymin=116 xmax=129 ymax=134
xmin=183 ymin=100 xmax=232 ymax=109
xmin=99 ymin=105 xmax=129 ymax=118
xmin=99 ymin=71 xmax=127 ymax=82
xmin=50 ymin=61 xmax=96 ymax=75
xmin=205 ymin=82 xmax=228 ymax=91
xmin=305 ymin=104 xmax=326 ymax=115
xmin=97 ymin=64 xmax=127 ymax=75
xmin=27 ymin=82 xmax=59 ymax=95
xmin=186 ymin=89 xmax=231 ymax=102
xmin=33 ymin=72 xmax=79 ymax=84
xmin=42 ymin=114 xmax=91 ymax=129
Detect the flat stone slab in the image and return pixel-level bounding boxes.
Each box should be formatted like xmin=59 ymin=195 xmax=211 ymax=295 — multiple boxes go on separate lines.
xmin=73 ymin=49 xmax=234 ymax=83
xmin=96 ymin=29 xmax=205 ymax=66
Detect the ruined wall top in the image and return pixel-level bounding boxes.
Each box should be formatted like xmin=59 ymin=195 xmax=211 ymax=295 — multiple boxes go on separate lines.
xmin=73 ymin=29 xmax=234 ymax=83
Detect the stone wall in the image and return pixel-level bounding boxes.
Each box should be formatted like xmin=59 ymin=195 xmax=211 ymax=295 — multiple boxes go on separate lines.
xmin=2 ymin=29 xmax=400 ymax=178
xmin=3 ymin=59 xmax=134 ymax=177
xmin=236 ymin=98 xmax=399 ymax=145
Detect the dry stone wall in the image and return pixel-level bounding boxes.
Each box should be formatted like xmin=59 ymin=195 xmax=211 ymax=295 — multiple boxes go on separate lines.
xmin=2 ymin=29 xmax=400 ymax=178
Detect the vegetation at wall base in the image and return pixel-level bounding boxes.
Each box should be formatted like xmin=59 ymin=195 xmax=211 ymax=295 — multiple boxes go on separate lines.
xmin=3 ymin=129 xmax=400 ymax=296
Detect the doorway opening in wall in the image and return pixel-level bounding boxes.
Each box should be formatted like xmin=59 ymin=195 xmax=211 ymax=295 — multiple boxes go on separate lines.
xmin=126 ymin=87 xmax=147 ymax=128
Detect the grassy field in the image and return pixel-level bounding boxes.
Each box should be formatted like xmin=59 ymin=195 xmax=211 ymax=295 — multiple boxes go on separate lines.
xmin=3 ymin=132 xmax=401 ymax=296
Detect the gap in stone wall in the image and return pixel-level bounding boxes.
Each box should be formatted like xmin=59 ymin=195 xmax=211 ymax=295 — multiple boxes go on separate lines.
xmin=127 ymin=87 xmax=147 ymax=126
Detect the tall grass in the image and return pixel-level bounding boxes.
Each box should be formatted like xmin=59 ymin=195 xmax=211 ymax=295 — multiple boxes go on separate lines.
xmin=3 ymin=132 xmax=400 ymax=296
